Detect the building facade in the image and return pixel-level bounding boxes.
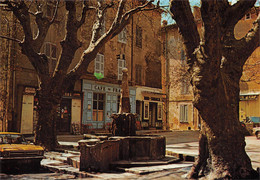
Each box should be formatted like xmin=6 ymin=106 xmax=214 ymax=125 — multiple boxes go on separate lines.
xmin=162 ymin=6 xmax=259 ymax=130
xmin=0 ymin=1 xmax=165 ymax=134
xmin=161 ymin=23 xmax=199 ymax=131
xmin=237 ymin=7 xmax=260 ymax=123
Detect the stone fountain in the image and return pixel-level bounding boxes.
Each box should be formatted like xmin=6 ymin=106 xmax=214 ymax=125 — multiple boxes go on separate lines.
xmin=78 ymin=68 xmax=166 ymax=172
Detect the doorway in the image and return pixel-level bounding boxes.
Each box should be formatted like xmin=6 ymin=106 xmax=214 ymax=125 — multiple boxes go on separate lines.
xmin=149 ymin=102 xmax=157 ymax=128
xmin=21 ymin=94 xmax=34 ymax=134
xmin=57 ymin=99 xmax=71 ymax=133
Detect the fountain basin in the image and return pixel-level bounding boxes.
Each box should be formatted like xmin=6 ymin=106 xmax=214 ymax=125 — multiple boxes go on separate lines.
xmin=79 ymin=135 xmax=165 ymax=171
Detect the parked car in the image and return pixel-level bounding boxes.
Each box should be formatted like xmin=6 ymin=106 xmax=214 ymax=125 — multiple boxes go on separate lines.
xmin=253 ymin=127 xmax=260 ymax=139
xmin=0 ymin=132 xmax=44 ymax=172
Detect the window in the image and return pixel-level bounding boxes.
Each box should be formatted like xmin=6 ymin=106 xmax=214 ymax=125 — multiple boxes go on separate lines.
xmin=180 ymin=50 xmax=186 ymax=65
xmin=117 ymin=95 xmax=121 ymax=113
xmin=181 ymin=79 xmax=189 ymax=94
xmin=44 ymin=42 xmax=57 ymax=74
xmin=245 ymin=13 xmax=251 ymax=20
xmin=135 ymin=64 xmax=142 ymax=85
xmin=93 ymin=93 xmax=105 ymax=121
xmin=95 ymin=53 xmax=104 ymax=76
xmin=136 ymin=25 xmax=142 ymax=48
xmin=100 ymin=14 xmax=106 ymax=36
xmin=180 ymin=105 xmax=188 ymax=123
xmin=144 ymin=101 xmax=149 ymax=120
xmin=118 ymin=28 xmax=127 ymax=43
xmin=117 ymin=55 xmax=126 ymax=80
xmin=157 ymin=103 xmax=162 ymax=120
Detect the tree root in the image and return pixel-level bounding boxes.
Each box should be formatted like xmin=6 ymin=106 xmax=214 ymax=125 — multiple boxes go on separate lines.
xmin=187 ymin=133 xmax=209 ymax=179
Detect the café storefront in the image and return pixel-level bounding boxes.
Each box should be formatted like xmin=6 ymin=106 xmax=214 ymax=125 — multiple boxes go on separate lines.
xmin=82 ymin=80 xmax=136 ymax=129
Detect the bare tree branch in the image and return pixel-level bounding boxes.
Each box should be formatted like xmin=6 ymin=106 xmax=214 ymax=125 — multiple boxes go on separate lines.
xmin=223 ymin=0 xmax=256 ymax=28
xmin=233 ymin=14 xmax=260 ymax=64
xmin=170 ymin=0 xmax=200 ymax=68
xmin=66 ymin=0 xmax=159 ymax=82
xmin=0 ymin=35 xmax=21 ymax=43
xmin=50 ymin=0 xmax=60 ymax=24
xmin=76 ymin=0 xmax=96 ymax=28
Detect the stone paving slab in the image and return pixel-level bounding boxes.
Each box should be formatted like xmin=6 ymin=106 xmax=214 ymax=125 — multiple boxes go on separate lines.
xmin=165 ymin=136 xmax=260 ymax=169
xmin=41 ymin=159 xmax=92 ymax=178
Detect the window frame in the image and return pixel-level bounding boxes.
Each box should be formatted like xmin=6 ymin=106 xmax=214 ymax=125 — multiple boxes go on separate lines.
xmin=157 ymin=102 xmax=163 ymax=120
xmin=100 ymin=13 xmax=106 ymax=36
xmin=117 ymin=56 xmax=126 ymax=80
xmin=136 ymin=25 xmax=142 ymax=48
xmin=245 ymin=13 xmax=251 ymax=20
xmin=93 ymin=93 xmax=105 ymax=121
xmin=179 ymin=104 xmax=188 ymax=123
xmin=95 ymin=53 xmax=104 ymax=76
xmin=44 ymin=42 xmax=57 ymax=74
xmin=118 ymin=28 xmax=127 ymax=44
xmin=180 ymin=49 xmax=186 ymax=65
xmin=181 ymin=79 xmax=189 ymax=95
xmin=144 ymin=101 xmax=149 ymax=120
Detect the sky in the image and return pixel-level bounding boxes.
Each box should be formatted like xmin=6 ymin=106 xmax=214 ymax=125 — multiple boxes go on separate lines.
xmin=156 ymin=0 xmax=260 ymax=24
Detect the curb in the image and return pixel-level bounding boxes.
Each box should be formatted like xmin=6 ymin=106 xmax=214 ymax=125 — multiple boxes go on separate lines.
xmin=166 ymin=150 xmax=197 ymax=162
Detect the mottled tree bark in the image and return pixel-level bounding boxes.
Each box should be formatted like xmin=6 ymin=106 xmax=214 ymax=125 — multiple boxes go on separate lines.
xmin=170 ymin=0 xmax=259 ymax=178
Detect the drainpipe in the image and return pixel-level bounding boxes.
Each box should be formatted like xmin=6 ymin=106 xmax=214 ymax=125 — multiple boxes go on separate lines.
xmin=165 ymin=27 xmax=170 ymax=130
xmin=131 ymin=1 xmax=134 ymax=84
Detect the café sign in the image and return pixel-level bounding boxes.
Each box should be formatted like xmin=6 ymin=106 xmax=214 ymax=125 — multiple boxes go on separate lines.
xmin=92 ymin=85 xmax=121 ymax=93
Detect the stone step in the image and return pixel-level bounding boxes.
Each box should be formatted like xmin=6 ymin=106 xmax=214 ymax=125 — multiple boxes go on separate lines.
xmin=166 ymin=150 xmax=197 ymax=162
xmin=41 ymin=159 xmax=92 ymax=178
xmin=44 ymin=151 xmax=79 ymax=165
xmin=111 ymin=155 xmax=181 ymax=168
xmin=116 ymin=162 xmax=193 ymax=175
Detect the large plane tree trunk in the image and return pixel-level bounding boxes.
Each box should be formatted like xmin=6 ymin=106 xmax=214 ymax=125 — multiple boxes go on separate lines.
xmin=189 ymin=56 xmax=257 ymax=178
xmin=170 ymin=0 xmax=260 ymax=179
xmin=34 ymin=81 xmax=62 ymax=151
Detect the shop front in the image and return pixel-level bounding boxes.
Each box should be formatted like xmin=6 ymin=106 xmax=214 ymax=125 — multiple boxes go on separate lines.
xmin=56 ymin=92 xmax=82 ymax=134
xmin=82 ymin=80 xmax=136 ymax=129
xmin=136 ymin=87 xmax=166 ymax=130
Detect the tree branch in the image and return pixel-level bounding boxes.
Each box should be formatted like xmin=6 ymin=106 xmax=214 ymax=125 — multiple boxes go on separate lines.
xmin=0 ymin=35 xmax=21 ymax=43
xmin=50 ymin=0 xmax=59 ymax=24
xmin=223 ymin=0 xmax=256 ymax=28
xmin=234 ymin=14 xmax=260 ymax=65
xmin=121 ymin=0 xmax=155 ymax=22
xmin=66 ymin=0 xmax=159 ymax=81
xmin=170 ymin=0 xmax=200 ymax=66
xmin=50 ymin=1 xmax=83 ymax=89
xmin=4 ymin=1 xmax=49 ymax=78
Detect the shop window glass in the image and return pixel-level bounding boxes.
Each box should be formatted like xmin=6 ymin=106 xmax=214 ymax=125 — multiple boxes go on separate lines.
xmin=93 ymin=93 xmax=105 ymax=121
